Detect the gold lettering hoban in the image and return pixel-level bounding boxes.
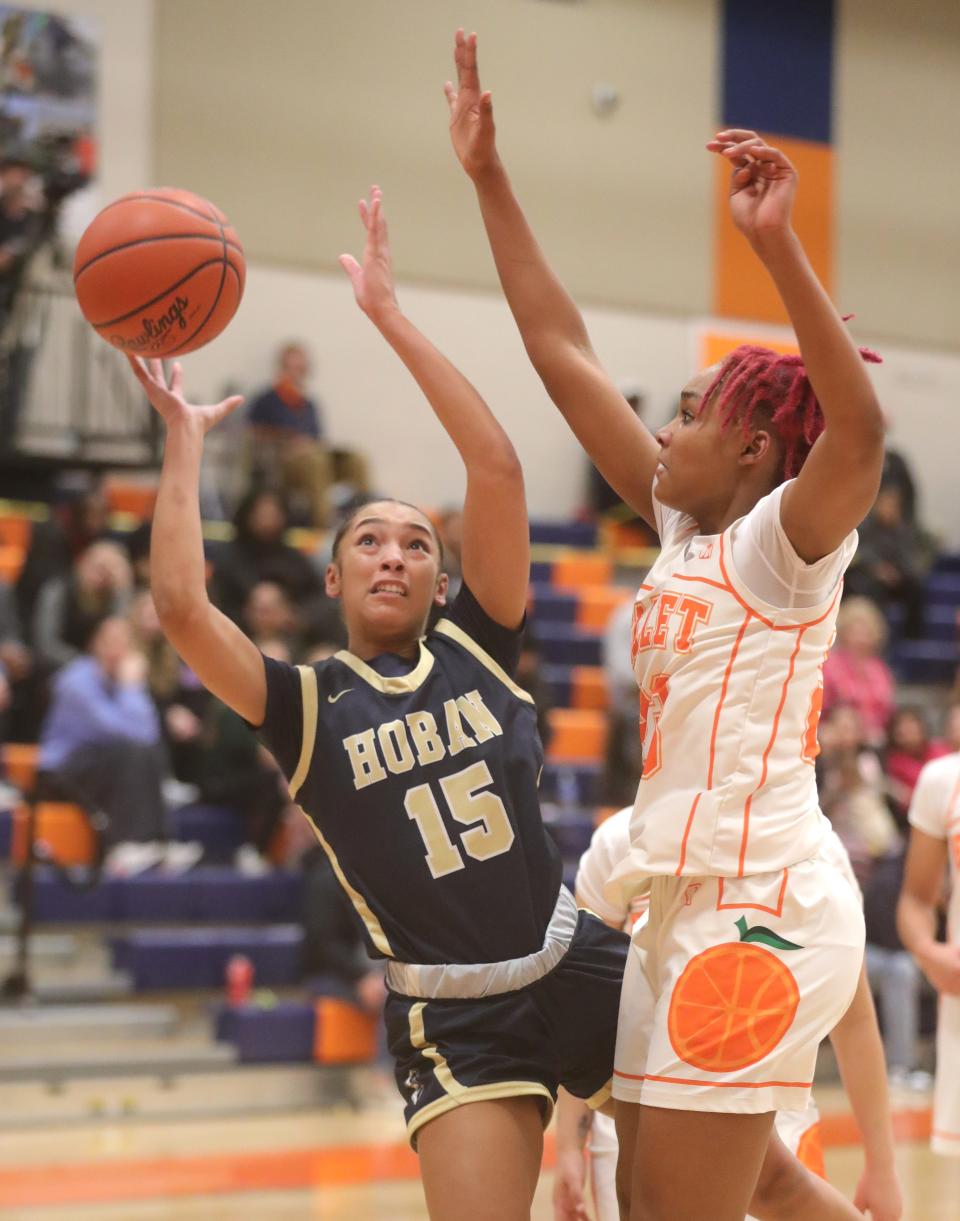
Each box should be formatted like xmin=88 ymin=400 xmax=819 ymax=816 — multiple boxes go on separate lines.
xmin=342 ymin=690 xmax=503 ymax=792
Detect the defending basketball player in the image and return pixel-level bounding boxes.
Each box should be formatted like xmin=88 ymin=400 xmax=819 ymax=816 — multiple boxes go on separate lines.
xmin=446 ymin=30 xmax=885 ymax=1220
xmin=553 ymin=809 xmax=902 ymax=1221
xmin=129 ymin=187 xmax=628 ymax=1221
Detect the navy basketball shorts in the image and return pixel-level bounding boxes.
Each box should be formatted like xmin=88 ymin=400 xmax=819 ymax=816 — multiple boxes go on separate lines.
xmin=384 ymin=910 xmax=628 ymax=1148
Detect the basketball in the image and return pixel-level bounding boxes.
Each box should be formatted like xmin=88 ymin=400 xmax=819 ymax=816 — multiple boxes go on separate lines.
xmin=73 ymin=188 xmax=246 ymax=358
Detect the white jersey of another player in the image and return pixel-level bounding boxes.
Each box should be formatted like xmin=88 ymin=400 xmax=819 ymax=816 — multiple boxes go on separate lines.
xmin=907 ymin=751 xmax=960 ymax=1157
xmin=612 ymin=479 xmax=856 ymax=888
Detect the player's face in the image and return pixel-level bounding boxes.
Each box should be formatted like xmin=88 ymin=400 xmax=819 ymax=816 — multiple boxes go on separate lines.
xmin=653 ymin=367 xmax=741 ymax=515
xmin=326 ymin=502 xmax=447 ymax=651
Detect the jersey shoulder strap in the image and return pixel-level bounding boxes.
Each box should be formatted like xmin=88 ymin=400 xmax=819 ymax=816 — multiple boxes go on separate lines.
xmin=289 ymin=664 xmax=319 ymax=800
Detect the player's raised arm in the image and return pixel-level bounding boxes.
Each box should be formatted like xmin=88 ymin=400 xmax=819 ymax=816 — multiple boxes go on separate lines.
xmin=708 ymin=130 xmax=885 ymax=561
xmin=339 ymin=186 xmax=528 ymax=629
xmin=445 ymin=30 xmax=660 ymax=530
xmin=128 ymin=357 xmax=267 ymax=725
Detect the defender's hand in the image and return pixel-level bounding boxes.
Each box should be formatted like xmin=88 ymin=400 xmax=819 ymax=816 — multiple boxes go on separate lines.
xmin=339 ymin=186 xmax=399 ymax=323
xmin=707 ymin=129 xmax=798 ymax=249
xmin=445 ymin=29 xmax=498 ymax=182
xmin=127 ymin=357 xmax=244 ymax=434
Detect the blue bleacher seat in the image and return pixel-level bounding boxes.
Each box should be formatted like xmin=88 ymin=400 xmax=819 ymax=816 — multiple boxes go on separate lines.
xmin=30 ymin=869 xmax=122 ymax=921
xmin=214 ymin=1000 xmax=316 ymax=1063
xmin=0 ymin=809 xmax=12 ymax=860
xmin=543 ymin=811 xmax=596 ymax=857
xmin=529 ymin=585 xmax=578 ymax=624
xmin=116 ymin=869 xmax=301 ymax=923
xmin=169 ymin=804 xmax=245 ymax=862
xmin=529 ymin=521 xmax=598 ymax=548
xmin=925 ymin=572 xmax=960 ymax=601
xmin=541 ymin=762 xmax=602 ymax=805
xmin=110 ymin=926 xmax=303 ymax=991
xmin=542 ymin=664 xmax=574 ymax=709
xmin=530 ymin=560 xmax=553 ymax=585
xmin=890 ymin=640 xmax=958 ymax=685
xmin=535 ymin=624 xmax=604 ymax=666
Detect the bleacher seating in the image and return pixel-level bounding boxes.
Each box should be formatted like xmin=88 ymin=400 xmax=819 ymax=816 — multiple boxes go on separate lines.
xmin=110 ymin=926 xmax=303 ymax=991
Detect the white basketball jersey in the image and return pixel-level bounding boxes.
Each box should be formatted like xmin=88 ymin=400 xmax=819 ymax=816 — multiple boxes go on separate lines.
xmin=612 ymin=480 xmax=856 ymax=885
xmin=908 ymin=753 xmax=960 ymax=942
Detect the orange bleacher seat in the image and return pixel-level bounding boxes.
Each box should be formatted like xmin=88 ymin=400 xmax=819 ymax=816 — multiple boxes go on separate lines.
xmin=547 ymin=708 xmax=608 ymax=763
xmin=575 ymin=586 xmax=632 ymax=631
xmin=3 ymin=743 xmax=38 ymax=792
xmin=551 ymin=553 xmax=612 ymax=591
xmin=105 ymin=481 xmax=158 ymax=520
xmin=570 ymin=666 xmax=609 ymax=711
xmin=0 ymin=515 xmax=31 ymax=550
xmin=0 ymin=543 xmax=26 ymax=582
xmin=11 ymin=802 xmax=95 ymax=867
xmin=313 ymin=997 xmax=378 ymax=1064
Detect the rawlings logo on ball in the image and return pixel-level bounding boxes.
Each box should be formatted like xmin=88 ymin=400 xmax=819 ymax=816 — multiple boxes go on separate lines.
xmin=118 ymin=294 xmax=192 ymax=352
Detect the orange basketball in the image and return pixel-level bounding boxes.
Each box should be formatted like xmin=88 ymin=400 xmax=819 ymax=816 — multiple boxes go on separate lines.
xmin=73 ymin=188 xmax=245 ymax=358
xmin=667 ymin=940 xmax=800 ymax=1073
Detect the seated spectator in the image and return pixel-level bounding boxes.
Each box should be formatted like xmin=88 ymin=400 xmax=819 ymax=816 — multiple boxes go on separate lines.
xmin=884 ymin=706 xmax=949 ymax=830
xmin=818 ymin=704 xmax=896 ymax=883
xmin=583 ymin=384 xmax=657 ymax=545
xmin=247 ymin=342 xmax=370 ymax=527
xmin=0 ymin=577 xmax=38 ymax=743
xmin=37 ymin=615 xmax=200 ymax=876
xmin=300 ymin=845 xmax=385 ymax=1016
xmin=845 ymin=482 xmax=938 ymax=638
xmin=32 ymin=540 xmax=134 ymax=672
xmin=601 ymin=595 xmax=642 ymax=805
xmin=822 ymin=596 xmax=895 ymax=750
xmin=211 ymin=489 xmax=324 ymax=627
xmin=242 ymin=580 xmax=300 ymax=657
xmin=863 ymin=848 xmax=930 ymax=1089
xmin=15 ymin=478 xmax=109 ymax=636
xmin=435 ymin=506 xmax=463 ymax=603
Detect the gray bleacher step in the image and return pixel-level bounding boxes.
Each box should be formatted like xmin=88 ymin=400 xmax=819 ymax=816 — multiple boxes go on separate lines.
xmin=0 ymin=931 xmax=78 ymax=962
xmin=0 ymin=1041 xmax=238 ymax=1082
xmin=32 ymin=969 xmax=134 ymax=1003
xmin=0 ymin=1002 xmax=179 ymax=1044
xmin=0 ymin=1061 xmax=356 ymax=1128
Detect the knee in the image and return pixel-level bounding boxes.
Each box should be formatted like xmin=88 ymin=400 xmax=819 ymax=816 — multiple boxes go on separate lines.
xmin=750 ymin=1139 xmax=805 ymax=1221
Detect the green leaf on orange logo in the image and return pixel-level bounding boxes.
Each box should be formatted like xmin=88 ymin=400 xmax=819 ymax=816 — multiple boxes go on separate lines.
xmin=735 ymin=915 xmax=803 ymax=951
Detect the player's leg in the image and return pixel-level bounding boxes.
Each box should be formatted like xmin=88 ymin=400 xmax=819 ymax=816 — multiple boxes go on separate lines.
xmin=587 ymin=1110 xmax=621 ymax=1221
xmin=626 ymin=1105 xmax=774 ymax=1220
xmin=417 ymin=1096 xmax=544 ymax=1221
xmin=748 ymin=1128 xmax=862 ymax=1220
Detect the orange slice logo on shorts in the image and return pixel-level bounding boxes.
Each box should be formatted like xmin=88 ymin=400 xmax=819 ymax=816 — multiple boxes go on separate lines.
xmin=795 ymin=1121 xmax=826 ymax=1179
xmin=667 ymin=918 xmax=802 ymax=1073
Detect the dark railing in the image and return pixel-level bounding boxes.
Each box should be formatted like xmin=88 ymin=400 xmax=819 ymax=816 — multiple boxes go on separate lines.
xmin=1 ymin=277 xmax=161 ymax=470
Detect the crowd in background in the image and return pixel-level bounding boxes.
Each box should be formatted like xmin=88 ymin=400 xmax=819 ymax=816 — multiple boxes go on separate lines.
xmin=0 ymin=340 xmax=957 ymax=1052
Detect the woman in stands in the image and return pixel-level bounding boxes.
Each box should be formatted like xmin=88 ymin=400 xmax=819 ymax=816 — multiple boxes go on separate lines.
xmin=130 ymin=187 xmax=626 ymax=1221
xmin=446 ymin=29 xmax=885 ymax=1221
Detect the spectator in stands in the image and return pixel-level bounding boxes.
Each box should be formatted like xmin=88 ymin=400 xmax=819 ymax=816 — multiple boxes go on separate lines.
xmin=942 ymin=698 xmax=960 ymax=753
xmin=0 ymin=577 xmax=37 ymax=743
xmin=884 ymin=706 xmax=949 ymax=831
xmin=516 ymin=627 xmax=553 ymax=753
xmin=211 ymin=489 xmax=324 ymax=625
xmin=435 ymin=506 xmax=464 ymax=603
xmin=584 ymin=383 xmax=657 ymax=545
xmin=15 ymin=478 xmax=110 ymax=636
xmin=863 ymin=848 xmax=930 ymax=1090
xmin=241 ymin=580 xmax=300 ymax=657
xmin=818 ymin=704 xmax=896 ymax=884
xmin=0 ymin=153 xmax=45 ymax=449
xmin=37 ymin=614 xmax=200 ymax=876
xmin=32 ymin=540 xmax=133 ymax=671
xmin=300 ymin=845 xmax=385 ymax=1016
xmin=845 ymin=482 xmax=937 ymax=638
xmin=246 ymin=342 xmax=370 ymax=527
xmin=601 ymin=595 xmax=642 ymax=805
xmin=822 ymin=596 xmax=895 ymax=750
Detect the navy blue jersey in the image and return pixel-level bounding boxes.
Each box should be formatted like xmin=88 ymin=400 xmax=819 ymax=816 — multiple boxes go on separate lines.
xmin=256 ymin=585 xmax=562 ymax=965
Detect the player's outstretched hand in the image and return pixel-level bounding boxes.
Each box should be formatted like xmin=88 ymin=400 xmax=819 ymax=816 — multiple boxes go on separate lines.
xmin=707 ymin=129 xmax=798 ymax=248
xmin=127 ymin=357 xmax=244 ymax=434
xmin=445 ymin=28 xmax=498 ymax=181
xmin=339 ymin=185 xmax=399 ymax=323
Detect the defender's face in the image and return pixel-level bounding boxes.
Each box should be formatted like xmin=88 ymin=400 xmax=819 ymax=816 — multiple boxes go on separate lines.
xmin=327 ymin=501 xmax=447 ymax=647
xmin=653 ymin=367 xmax=737 ymax=515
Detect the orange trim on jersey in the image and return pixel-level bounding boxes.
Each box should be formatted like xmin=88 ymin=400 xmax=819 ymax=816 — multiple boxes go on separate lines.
xmin=717 ymin=533 xmax=843 ymax=632
xmin=672 ymin=572 xmax=731 ymax=594
xmin=933 ymin=1128 xmax=960 ymax=1141
xmin=738 ymin=629 xmax=807 ymax=876
xmin=614 ymin=1070 xmax=812 ymax=1089
xmin=675 ymin=611 xmax=751 ymax=875
xmin=716 ymin=869 xmax=790 ymax=917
